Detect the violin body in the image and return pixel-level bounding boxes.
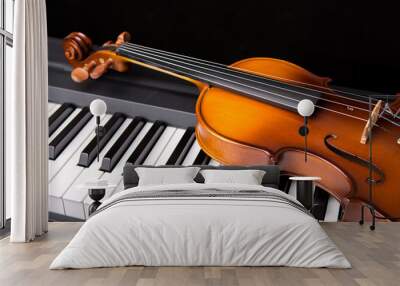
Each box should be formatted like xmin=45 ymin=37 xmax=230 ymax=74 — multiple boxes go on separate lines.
xmin=196 ymin=57 xmax=400 ymax=218
xmin=63 ymin=32 xmax=400 ymax=219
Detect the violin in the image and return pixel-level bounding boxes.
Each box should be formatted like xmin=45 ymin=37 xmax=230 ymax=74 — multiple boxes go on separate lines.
xmin=63 ymin=32 xmax=400 ymax=220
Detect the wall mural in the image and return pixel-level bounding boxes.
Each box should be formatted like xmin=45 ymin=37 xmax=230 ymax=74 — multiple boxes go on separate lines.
xmin=46 ymin=2 xmax=400 ymax=227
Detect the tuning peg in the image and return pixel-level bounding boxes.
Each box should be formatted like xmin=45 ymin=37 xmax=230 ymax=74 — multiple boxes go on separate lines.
xmin=71 ymin=60 xmax=97 ymax=82
xmin=90 ymin=58 xmax=113 ymax=79
xmin=115 ymin=32 xmax=131 ymax=46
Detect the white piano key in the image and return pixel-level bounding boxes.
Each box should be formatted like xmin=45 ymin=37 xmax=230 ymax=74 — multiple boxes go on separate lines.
xmin=48 ymin=102 xmax=57 ymax=110
xmin=111 ymin=180 xmax=125 ymax=196
xmin=288 ymin=180 xmax=316 ymax=194
xmin=324 ymin=197 xmax=341 ymax=222
xmin=143 ymin=126 xmax=176 ymax=165
xmin=49 ymin=108 xmax=81 ymax=142
xmin=155 ymin=128 xmax=186 ymax=165
xmin=48 ymin=115 xmax=100 ymax=180
xmin=288 ymin=181 xmax=319 ymax=201
xmin=98 ymin=122 xmax=153 ymax=194
xmin=62 ymin=118 xmax=133 ymax=219
xmin=88 ymin=179 xmax=125 ymax=214
xmin=208 ymin=159 xmax=221 ymax=166
xmin=48 ymin=114 xmax=112 ymax=215
xmin=83 ymin=122 xmax=154 ymax=218
xmin=48 ymin=102 xmax=60 ymax=116
xmin=288 ymin=181 xmax=296 ymax=198
xmin=85 ymin=180 xmax=123 ymax=219
xmin=182 ymin=140 xmax=202 ymax=166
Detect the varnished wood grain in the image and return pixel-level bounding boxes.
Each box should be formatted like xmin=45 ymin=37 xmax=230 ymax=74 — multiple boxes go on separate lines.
xmin=62 ymin=32 xmax=400 ymax=219
xmin=1 ymin=222 xmax=400 ymax=286
xmin=195 ymin=57 xmax=400 ymax=219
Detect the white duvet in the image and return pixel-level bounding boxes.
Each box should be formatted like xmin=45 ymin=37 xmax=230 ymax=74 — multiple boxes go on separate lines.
xmin=50 ymin=183 xmax=350 ymax=269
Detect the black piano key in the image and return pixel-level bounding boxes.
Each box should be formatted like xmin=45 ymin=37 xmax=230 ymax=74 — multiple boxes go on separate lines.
xmin=78 ymin=113 xmax=126 ymax=167
xmin=166 ymin=127 xmax=196 ymax=165
xmin=49 ymin=103 xmax=76 ymax=136
xmin=49 ymin=107 xmax=93 ymax=160
xmin=126 ymin=121 xmax=166 ymax=166
xmin=311 ymin=187 xmax=330 ymax=220
xmin=100 ymin=117 xmax=146 ymax=172
xmin=193 ymin=150 xmax=211 ymax=165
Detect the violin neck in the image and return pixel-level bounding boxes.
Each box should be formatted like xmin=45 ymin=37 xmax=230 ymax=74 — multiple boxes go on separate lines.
xmin=116 ymin=43 xmax=321 ymax=113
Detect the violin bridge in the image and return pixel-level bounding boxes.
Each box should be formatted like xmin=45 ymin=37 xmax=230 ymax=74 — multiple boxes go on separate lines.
xmin=360 ymin=100 xmax=383 ymax=144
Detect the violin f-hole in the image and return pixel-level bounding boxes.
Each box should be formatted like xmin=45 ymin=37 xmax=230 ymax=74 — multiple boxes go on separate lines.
xmin=324 ymin=134 xmax=385 ymax=184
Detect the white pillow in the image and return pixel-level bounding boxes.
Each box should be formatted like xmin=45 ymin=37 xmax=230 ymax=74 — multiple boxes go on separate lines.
xmin=135 ymin=167 xmax=201 ymax=186
xmin=200 ymin=169 xmax=266 ymax=185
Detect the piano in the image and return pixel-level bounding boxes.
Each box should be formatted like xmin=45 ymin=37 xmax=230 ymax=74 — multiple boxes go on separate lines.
xmin=47 ymin=37 xmax=341 ymax=222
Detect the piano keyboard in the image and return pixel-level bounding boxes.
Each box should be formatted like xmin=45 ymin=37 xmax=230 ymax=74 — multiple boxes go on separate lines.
xmin=286 ymin=179 xmax=341 ymax=222
xmin=48 ymin=102 xmax=339 ymax=222
xmin=48 ymin=102 xmax=218 ymax=220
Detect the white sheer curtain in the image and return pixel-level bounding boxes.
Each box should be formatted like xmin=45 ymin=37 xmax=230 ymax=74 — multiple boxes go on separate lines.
xmin=7 ymin=0 xmax=48 ymax=242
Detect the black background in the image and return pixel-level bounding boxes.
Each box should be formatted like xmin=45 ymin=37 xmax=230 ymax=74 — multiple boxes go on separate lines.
xmin=47 ymin=1 xmax=400 ymax=93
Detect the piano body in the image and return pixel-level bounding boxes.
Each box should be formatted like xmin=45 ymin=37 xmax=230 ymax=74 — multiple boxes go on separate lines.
xmin=47 ymin=37 xmax=341 ymax=222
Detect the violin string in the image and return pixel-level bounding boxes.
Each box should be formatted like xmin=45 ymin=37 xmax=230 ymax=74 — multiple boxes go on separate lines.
xmin=123 ymin=45 xmax=400 ymax=131
xmin=117 ymin=46 xmax=400 ymax=131
xmin=118 ymin=45 xmax=371 ymax=124
xmin=121 ymin=44 xmax=372 ymax=114
xmin=381 ymin=115 xmax=400 ymax=128
xmin=118 ymin=46 xmax=306 ymax=109
xmin=123 ymin=42 xmax=391 ymax=104
xmin=120 ymin=43 xmax=400 ymax=127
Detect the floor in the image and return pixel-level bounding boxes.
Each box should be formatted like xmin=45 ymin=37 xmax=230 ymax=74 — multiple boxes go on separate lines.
xmin=0 ymin=222 xmax=399 ymax=286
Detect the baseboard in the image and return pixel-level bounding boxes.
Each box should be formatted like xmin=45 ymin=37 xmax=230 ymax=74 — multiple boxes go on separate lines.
xmin=0 ymin=218 xmax=11 ymax=239
xmin=48 ymin=212 xmax=85 ymax=222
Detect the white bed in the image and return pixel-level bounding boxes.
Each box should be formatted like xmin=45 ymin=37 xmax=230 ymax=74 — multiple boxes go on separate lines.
xmin=50 ymin=183 xmax=350 ymax=269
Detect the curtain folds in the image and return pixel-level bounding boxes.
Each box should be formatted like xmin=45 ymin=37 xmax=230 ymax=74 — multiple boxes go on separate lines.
xmin=8 ymin=0 xmax=48 ymax=242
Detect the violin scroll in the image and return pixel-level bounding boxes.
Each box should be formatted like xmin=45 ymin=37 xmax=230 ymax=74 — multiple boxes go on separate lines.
xmin=63 ymin=32 xmax=131 ymax=82
xmin=116 ymin=32 xmax=131 ymax=46
xmin=64 ymin=32 xmax=93 ymax=64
